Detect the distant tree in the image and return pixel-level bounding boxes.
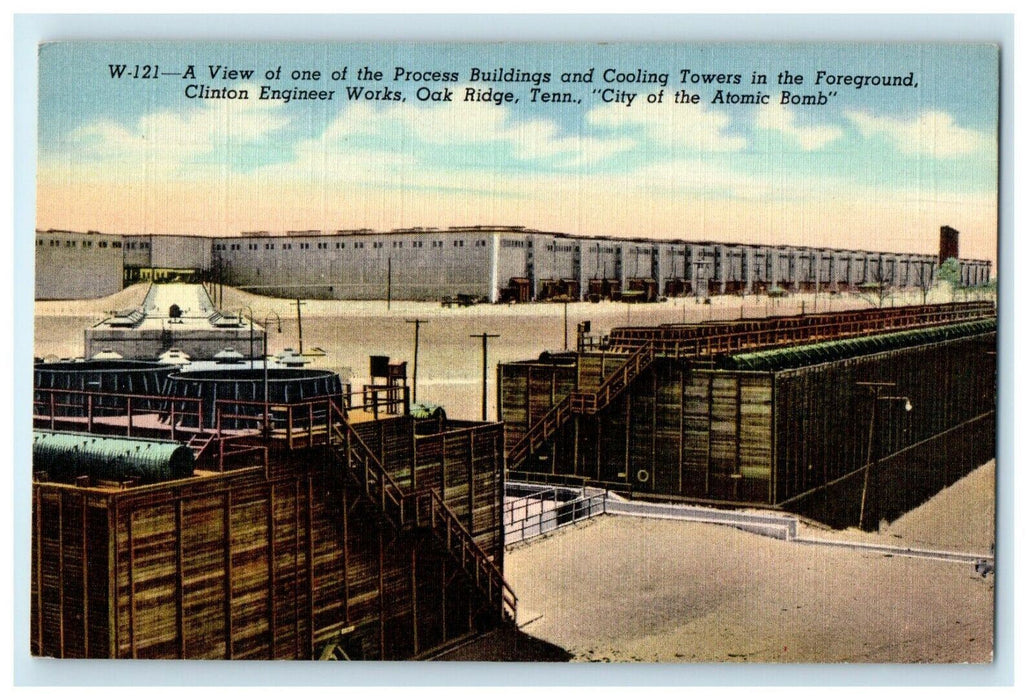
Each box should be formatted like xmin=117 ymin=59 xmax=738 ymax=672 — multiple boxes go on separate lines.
xmin=937 ymin=258 xmax=962 ymax=301
xmin=854 ymin=258 xmax=894 ymax=308
xmin=911 ymin=260 xmax=935 ymax=305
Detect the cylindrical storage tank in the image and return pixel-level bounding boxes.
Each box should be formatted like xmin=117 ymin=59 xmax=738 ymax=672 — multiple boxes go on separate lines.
xmin=32 ymin=430 xmax=195 ymax=484
xmin=163 ymin=368 xmax=343 ymax=429
xmin=34 ymin=360 xmax=176 ymax=417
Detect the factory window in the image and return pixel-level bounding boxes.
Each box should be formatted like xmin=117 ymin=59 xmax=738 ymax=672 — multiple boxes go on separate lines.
xmin=317 ymin=242 xmax=327 ymax=249
xmin=65 ymin=240 xmax=75 ymax=247
xmin=283 ymin=244 xmax=291 ymax=250
xmin=413 ymin=241 xmax=423 ymax=248
xmin=142 ymin=242 xmax=150 ymax=249
xmin=37 ymin=239 xmax=42 ymax=246
xmin=83 ymin=241 xmax=92 ymax=248
xmin=113 ymin=242 xmax=121 ymax=248
xmin=99 ymin=242 xmax=108 ymax=248
xmin=265 ymin=243 xmax=273 ymax=250
xmin=301 ymin=242 xmax=310 ymax=249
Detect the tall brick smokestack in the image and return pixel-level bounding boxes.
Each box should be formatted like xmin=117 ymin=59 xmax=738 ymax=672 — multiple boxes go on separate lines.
xmin=939 ymin=225 xmax=960 ymax=265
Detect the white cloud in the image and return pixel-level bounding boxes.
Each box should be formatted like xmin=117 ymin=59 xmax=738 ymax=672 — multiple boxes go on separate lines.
xmin=845 ymin=110 xmax=989 ymax=158
xmin=319 ymin=89 xmax=635 ymax=167
xmin=586 ymin=100 xmax=746 ymax=153
xmin=755 ymin=104 xmax=842 ymax=151
xmin=46 ymin=83 xmax=291 ymax=173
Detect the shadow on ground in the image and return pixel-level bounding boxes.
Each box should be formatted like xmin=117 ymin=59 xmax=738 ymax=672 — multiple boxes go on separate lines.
xmin=433 ymin=627 xmax=573 ymax=662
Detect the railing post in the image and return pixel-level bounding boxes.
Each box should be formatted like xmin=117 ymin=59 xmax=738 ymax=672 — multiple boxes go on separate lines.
xmin=170 ymin=402 xmax=177 ymax=441
xmin=308 ymin=402 xmax=314 ymax=448
xmin=287 ymin=404 xmax=294 ymax=448
xmin=126 ymin=396 xmax=133 ymax=436
xmin=87 ymin=394 xmax=93 ymax=433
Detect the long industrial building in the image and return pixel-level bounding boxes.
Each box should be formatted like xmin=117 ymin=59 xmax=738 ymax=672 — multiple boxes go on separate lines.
xmin=498 ymin=301 xmax=996 ymax=529
xmin=35 ymin=226 xmax=992 ymax=301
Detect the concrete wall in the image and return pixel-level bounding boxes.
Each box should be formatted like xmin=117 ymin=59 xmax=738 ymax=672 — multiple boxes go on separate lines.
xmin=35 ymin=231 xmax=124 ymax=300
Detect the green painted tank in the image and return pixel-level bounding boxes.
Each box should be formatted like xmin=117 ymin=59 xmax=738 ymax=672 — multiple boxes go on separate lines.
xmin=32 ymin=430 xmax=195 ymax=484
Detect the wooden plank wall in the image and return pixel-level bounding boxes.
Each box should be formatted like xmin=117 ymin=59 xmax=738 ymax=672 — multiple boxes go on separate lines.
xmin=498 ymin=362 xmax=576 ymax=453
xmin=31 ymin=486 xmax=111 ymax=658
xmin=413 ymin=423 xmax=504 ymax=566
xmin=514 ymin=333 xmax=995 ymax=514
xmin=32 ymin=417 xmax=506 ymax=660
xmin=522 ymin=360 xmax=774 ymax=504
xmin=773 ymin=332 xmax=997 ymax=504
xmin=575 ymin=352 xmax=630 ymax=393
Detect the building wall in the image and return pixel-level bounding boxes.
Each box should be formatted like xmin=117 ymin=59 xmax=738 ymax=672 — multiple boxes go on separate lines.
xmin=35 ymin=231 xmax=124 ymax=300
xmin=35 ymin=226 xmax=993 ymax=301
xmin=213 ymin=230 xmax=495 ymax=301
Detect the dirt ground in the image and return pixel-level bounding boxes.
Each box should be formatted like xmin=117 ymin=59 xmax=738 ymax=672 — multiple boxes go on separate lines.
xmin=34 ymin=284 xmax=981 ymax=421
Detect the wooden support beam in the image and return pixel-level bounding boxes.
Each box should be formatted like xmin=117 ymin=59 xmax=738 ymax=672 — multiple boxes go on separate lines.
xmin=223 ymin=489 xmax=233 ymax=659
xmin=58 ymin=494 xmax=65 ymax=657
xmin=81 ymin=495 xmax=89 ymax=657
xmin=411 ymin=545 xmax=419 ymax=657
xmin=176 ymin=499 xmax=185 ymax=658
xmin=268 ymin=484 xmax=276 ymax=656
xmin=127 ymin=506 xmax=135 ymax=658
xmin=307 ymin=477 xmax=315 ymax=658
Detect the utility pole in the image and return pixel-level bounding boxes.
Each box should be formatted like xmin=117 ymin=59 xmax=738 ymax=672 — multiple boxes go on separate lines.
xmin=406 ymin=319 xmax=427 ymax=403
xmin=295 ymin=298 xmax=306 ymax=355
xmin=470 ymin=332 xmax=501 ymax=421
xmin=387 ymin=257 xmax=392 ymax=311
xmin=856 ymin=381 xmax=913 ymax=530
xmin=563 ymin=300 xmax=569 ymax=350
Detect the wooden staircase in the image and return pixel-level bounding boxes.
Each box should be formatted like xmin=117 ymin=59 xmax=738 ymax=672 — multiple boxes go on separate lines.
xmin=507 ymin=342 xmax=658 ymax=471
xmin=326 ymin=404 xmax=517 ymax=624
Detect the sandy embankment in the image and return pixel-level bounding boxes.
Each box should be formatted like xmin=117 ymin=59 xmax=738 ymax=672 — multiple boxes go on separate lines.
xmin=496 ymin=459 xmax=995 ymax=663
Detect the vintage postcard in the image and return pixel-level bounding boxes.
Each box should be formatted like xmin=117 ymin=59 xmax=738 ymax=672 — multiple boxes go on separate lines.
xmin=30 ymin=39 xmax=998 ymax=664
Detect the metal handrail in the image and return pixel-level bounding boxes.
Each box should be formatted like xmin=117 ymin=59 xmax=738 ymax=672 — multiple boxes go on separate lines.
xmin=606 ymin=307 xmax=994 ymax=357
xmin=326 ymin=402 xmax=516 ymax=621
xmin=506 ymin=394 xmax=573 ymax=470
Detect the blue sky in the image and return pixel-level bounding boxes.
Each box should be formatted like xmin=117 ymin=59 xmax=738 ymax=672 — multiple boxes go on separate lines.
xmin=36 ymin=41 xmax=1000 ymax=261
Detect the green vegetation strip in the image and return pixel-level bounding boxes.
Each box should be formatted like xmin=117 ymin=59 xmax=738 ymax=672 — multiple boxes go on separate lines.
xmin=718 ymin=318 xmax=996 ymax=371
